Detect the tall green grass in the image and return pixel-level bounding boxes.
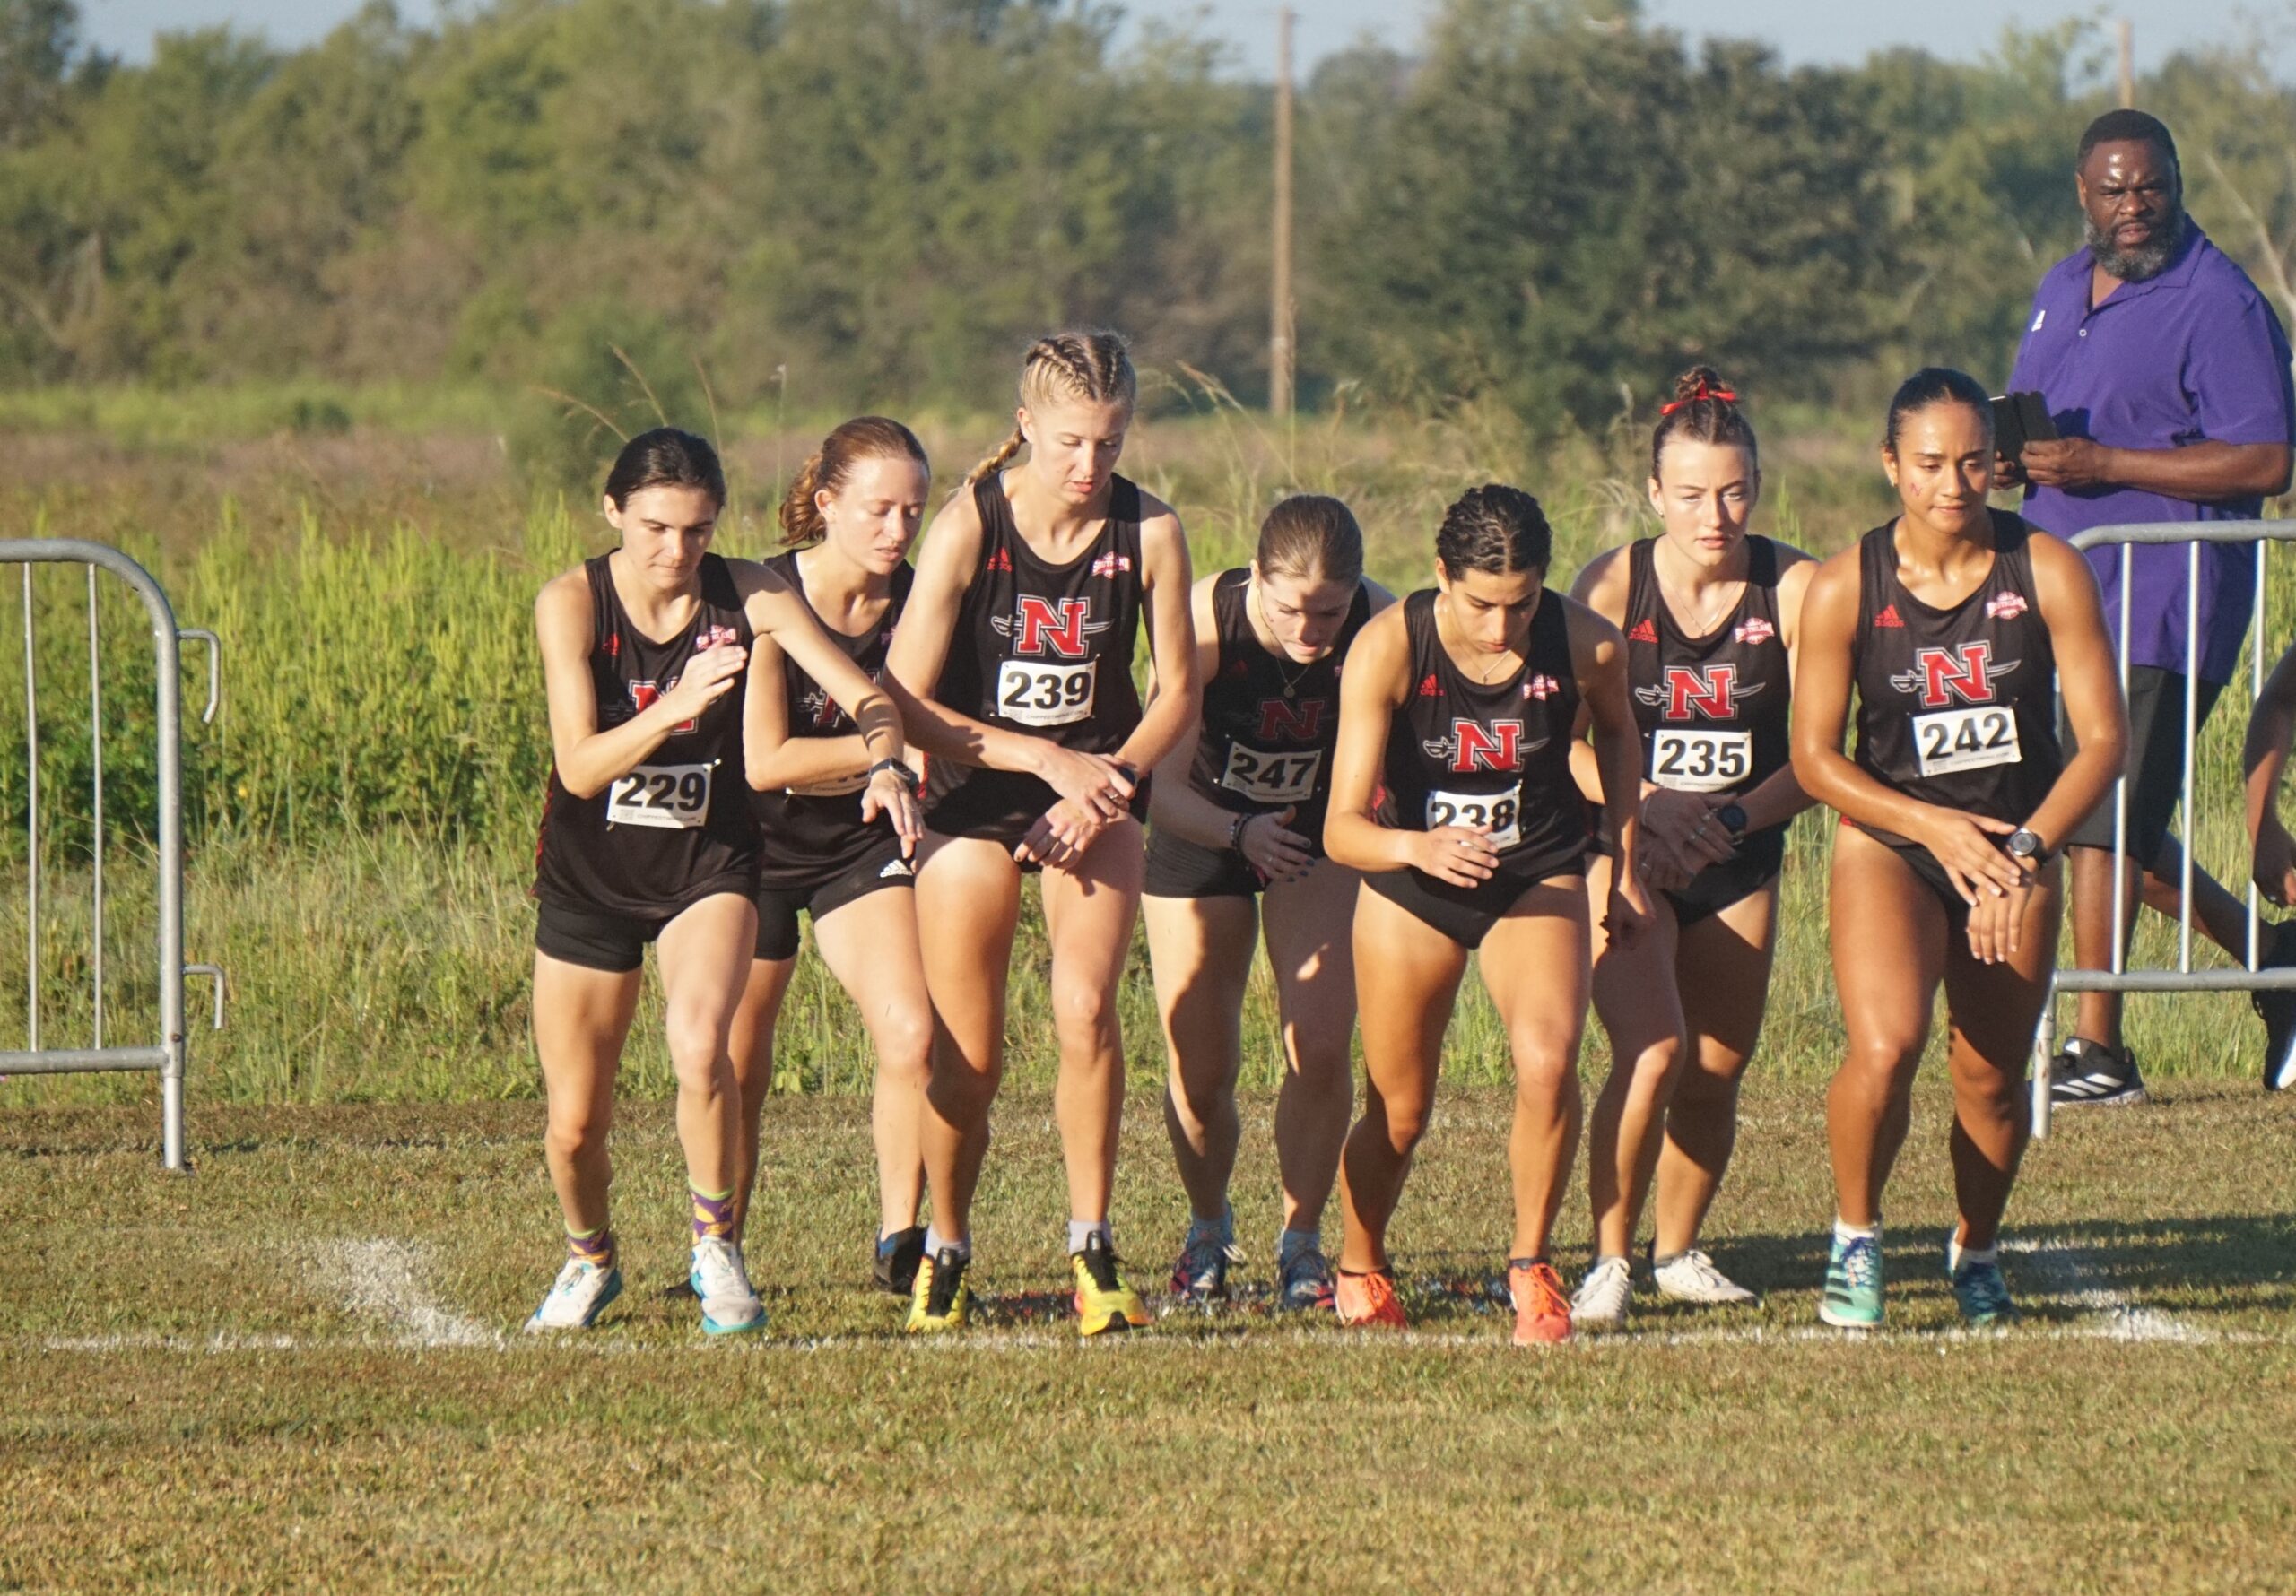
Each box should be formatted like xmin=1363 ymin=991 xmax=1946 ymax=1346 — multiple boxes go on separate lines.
xmin=0 ymin=399 xmax=2287 ymax=1106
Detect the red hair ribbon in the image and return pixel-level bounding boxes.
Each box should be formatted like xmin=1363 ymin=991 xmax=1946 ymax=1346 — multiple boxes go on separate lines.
xmin=1661 ymin=386 xmax=1736 ymax=415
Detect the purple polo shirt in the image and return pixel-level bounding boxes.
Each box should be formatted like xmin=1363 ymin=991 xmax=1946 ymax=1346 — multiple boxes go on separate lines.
xmin=2008 ymin=226 xmax=2294 ymax=683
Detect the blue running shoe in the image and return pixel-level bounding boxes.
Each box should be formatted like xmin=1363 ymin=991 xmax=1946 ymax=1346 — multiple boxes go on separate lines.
xmin=1820 ymin=1231 xmax=1883 ymax=1329
xmin=524 ymin=1258 xmax=622 ymax=1333
xmin=1946 ymin=1239 xmax=2019 ymax=1327
xmin=1276 ymin=1245 xmax=1336 ymax=1313
xmin=690 ymin=1236 xmax=767 ymax=1336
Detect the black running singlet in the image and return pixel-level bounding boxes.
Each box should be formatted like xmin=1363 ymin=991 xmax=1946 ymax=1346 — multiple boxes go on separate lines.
xmin=1185 ymin=568 xmax=1372 ymax=849
xmin=1624 ymin=536 xmax=1792 ymax=827
xmin=926 ymin=473 xmax=1148 ymax=827
xmin=1383 ymin=586 xmax=1589 ymax=880
xmin=752 ymin=550 xmax=912 ymax=890
xmin=534 ymin=552 xmax=758 ymax=917
xmin=1852 ymin=512 xmax=2061 ymax=836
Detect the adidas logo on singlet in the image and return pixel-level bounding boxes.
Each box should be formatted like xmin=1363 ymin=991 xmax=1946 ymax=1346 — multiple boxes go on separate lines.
xmin=1416 ymin=673 xmax=1440 ymax=697
xmin=1874 ymin=603 xmax=1905 ymax=629
xmin=986 ymin=549 xmax=1013 ymax=573
xmin=1627 ymin=618 xmax=1657 ymax=643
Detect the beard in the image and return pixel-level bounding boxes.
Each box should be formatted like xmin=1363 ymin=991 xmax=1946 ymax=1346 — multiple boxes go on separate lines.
xmin=2086 ymin=207 xmax=2187 ymax=282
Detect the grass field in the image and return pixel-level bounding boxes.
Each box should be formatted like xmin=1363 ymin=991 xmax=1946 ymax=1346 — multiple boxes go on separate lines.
xmin=4 ymin=1077 xmax=2292 ymax=1592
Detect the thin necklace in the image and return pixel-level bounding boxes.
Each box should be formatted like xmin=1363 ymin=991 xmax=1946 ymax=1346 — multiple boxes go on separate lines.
xmin=1439 ymin=592 xmax=1526 ymax=686
xmin=1253 ymin=579 xmax=1317 ymax=698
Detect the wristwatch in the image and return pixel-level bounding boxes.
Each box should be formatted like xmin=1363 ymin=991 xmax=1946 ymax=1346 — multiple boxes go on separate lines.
xmin=2005 ymin=827 xmax=2047 ymax=864
xmin=867 ymin=758 xmax=919 ymax=796
xmin=1714 ymin=802 xmax=1749 ymax=839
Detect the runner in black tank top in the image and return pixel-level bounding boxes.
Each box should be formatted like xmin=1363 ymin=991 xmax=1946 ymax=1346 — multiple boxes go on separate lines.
xmin=886 ymin=333 xmax=1203 ymax=1337
xmin=1144 ymin=567 xmax=1373 ymax=898
xmin=1362 ymin=586 xmax=1591 ymax=944
xmin=526 ymin=429 xmax=922 ymax=1344
xmin=1323 ymin=484 xmax=1652 ymax=1345
xmin=1622 ymin=533 xmax=1796 ymax=919
xmin=751 ymin=551 xmax=917 ymax=956
xmin=1140 ymin=498 xmax=1393 ymax=1310
xmin=924 ymin=472 xmax=1148 ymax=846
xmin=723 ymin=419 xmax=943 ymax=1307
xmin=533 ymin=551 xmax=756 ymax=926
xmin=1791 ymin=369 xmax=2124 ymax=1332
xmin=1565 ymin=372 xmax=1823 ymax=1325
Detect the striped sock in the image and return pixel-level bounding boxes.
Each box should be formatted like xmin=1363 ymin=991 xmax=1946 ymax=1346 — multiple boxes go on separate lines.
xmin=567 ymin=1226 xmax=614 ymax=1269
xmin=691 ymin=1187 xmax=736 ymax=1241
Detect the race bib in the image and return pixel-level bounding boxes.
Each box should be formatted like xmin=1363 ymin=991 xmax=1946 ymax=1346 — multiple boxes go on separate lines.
xmin=996 ymin=658 xmax=1097 ymax=728
xmin=607 ymin=762 xmax=714 ymax=829
xmin=1914 ymin=705 xmax=2022 ymax=777
xmin=1424 ymin=789 xmax=1521 ymax=851
xmin=1220 ymin=743 xmax=1323 ymax=804
xmin=1650 ymin=729 xmax=1752 ymax=794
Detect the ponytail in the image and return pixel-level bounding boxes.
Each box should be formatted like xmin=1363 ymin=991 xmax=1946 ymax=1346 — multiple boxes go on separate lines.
xmin=964 ymin=427 xmax=1028 ymax=489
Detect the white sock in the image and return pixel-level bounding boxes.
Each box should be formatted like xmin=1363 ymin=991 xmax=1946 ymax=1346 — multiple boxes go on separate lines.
xmin=1947 ymin=1236 xmax=1997 ymax=1275
xmin=1834 ymin=1218 xmax=1878 ymax=1245
xmin=1276 ymin=1227 xmax=1320 ymax=1268
xmin=1067 ymin=1219 xmax=1111 ymax=1255
xmin=924 ymin=1226 xmax=970 ymax=1262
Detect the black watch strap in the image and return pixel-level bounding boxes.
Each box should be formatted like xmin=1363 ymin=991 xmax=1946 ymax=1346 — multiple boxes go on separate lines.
xmin=867 ymin=757 xmax=918 ymax=793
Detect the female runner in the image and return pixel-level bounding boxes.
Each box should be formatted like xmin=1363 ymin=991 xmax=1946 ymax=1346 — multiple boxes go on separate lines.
xmin=886 ymin=332 xmax=1198 ymax=1335
xmin=1793 ymin=369 xmax=2123 ymax=1329
xmin=1565 ymin=368 xmax=1814 ymax=1325
xmin=728 ymin=417 xmax=936 ymax=1296
xmin=1142 ymin=496 xmax=1392 ymax=1309
xmin=526 ymin=429 xmax=920 ymax=1336
xmin=1323 ymin=484 xmax=1649 ymax=1346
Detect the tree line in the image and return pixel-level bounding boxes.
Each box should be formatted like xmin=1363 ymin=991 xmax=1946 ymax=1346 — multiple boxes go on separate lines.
xmin=2 ymin=0 xmax=2292 ymax=437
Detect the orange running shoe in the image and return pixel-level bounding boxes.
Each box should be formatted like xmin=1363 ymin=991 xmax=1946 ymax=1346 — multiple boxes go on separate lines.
xmin=1509 ymin=1259 xmax=1572 ymax=1346
xmin=1334 ymin=1268 xmax=1406 ymax=1329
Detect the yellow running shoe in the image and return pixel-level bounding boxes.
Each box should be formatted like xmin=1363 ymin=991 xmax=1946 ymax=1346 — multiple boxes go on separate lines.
xmin=1070 ymin=1233 xmax=1150 ymax=1337
xmin=905 ymin=1245 xmax=972 ymax=1333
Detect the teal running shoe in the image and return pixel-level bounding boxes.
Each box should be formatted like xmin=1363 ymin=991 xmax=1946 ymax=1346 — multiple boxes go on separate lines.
xmin=690 ymin=1236 xmax=767 ymax=1336
xmin=524 ymin=1258 xmax=622 ymax=1333
xmin=1819 ymin=1231 xmax=1883 ymax=1329
xmin=1948 ymin=1245 xmax=2019 ymax=1328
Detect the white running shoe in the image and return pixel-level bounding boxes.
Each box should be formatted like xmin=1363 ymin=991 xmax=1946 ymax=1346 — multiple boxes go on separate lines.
xmin=1570 ymin=1255 xmax=1632 ymax=1329
xmin=1651 ymin=1248 xmax=1760 ymax=1307
xmin=690 ymin=1236 xmax=767 ymax=1336
xmin=524 ymin=1258 xmax=623 ymax=1333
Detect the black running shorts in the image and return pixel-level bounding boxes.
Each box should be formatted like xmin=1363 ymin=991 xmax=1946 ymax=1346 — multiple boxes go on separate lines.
xmin=754 ymin=837 xmax=917 ymax=962
xmin=2062 ymin=665 xmax=2223 ymax=866
xmin=1143 ymin=828 xmax=1265 ymax=898
xmin=1361 ymin=856 xmax=1587 ymax=950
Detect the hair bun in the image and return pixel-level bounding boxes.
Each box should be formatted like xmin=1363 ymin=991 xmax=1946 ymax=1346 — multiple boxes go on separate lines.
xmin=1673 ymin=365 xmax=1732 ymax=406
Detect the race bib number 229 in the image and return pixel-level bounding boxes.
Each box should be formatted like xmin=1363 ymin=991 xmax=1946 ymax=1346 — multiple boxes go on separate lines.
xmin=607 ymin=763 xmax=714 ymax=829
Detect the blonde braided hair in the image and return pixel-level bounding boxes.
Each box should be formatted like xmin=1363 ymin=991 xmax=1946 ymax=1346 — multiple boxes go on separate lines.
xmin=964 ymin=330 xmax=1139 ymax=486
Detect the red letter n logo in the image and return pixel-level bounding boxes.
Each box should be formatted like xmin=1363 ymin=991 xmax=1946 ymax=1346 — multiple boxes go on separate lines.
xmin=1663 ymin=664 xmax=1737 ymax=721
xmin=1256 ymin=698 xmax=1326 ymax=742
xmin=1451 ymin=719 xmax=1521 ymax=773
xmin=1916 ymin=644 xmax=1994 ymax=708
xmin=1015 ymin=596 xmax=1090 ymax=658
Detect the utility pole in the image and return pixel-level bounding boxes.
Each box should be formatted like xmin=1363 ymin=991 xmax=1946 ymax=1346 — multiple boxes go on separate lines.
xmin=1271 ymin=6 xmax=1296 ymax=419
xmin=2118 ymin=18 xmax=2135 ymax=108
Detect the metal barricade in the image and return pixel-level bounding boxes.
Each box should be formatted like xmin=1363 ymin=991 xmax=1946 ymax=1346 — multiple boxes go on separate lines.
xmin=2031 ymin=518 xmax=2296 ymax=1138
xmin=0 ymin=540 xmax=222 ymax=1170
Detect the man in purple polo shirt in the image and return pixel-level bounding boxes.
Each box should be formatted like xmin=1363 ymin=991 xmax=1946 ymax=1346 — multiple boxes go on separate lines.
xmin=2001 ymin=109 xmax=2296 ymax=1107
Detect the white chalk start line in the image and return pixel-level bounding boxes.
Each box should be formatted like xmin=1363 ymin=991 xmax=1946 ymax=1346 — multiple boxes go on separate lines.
xmin=21 ymin=1234 xmax=2274 ymax=1357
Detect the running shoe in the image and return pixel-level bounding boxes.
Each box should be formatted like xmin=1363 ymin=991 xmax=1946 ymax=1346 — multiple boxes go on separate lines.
xmin=523 ymin=1257 xmax=622 ymax=1333
xmin=689 ymin=1236 xmax=768 ymax=1336
xmin=1333 ymin=1268 xmax=1405 ymax=1329
xmin=1070 ymin=1234 xmax=1150 ymax=1337
xmin=1650 ymin=1247 xmax=1760 ymax=1307
xmin=1819 ymin=1231 xmax=1883 ymax=1329
xmin=2252 ymin=921 xmax=2296 ymax=1092
xmin=1169 ymin=1227 xmax=1239 ymax=1305
xmin=905 ymin=1245 xmax=972 ymax=1333
xmin=2048 ymin=1038 xmax=2147 ymax=1107
xmin=1276 ymin=1245 xmax=1337 ymax=1313
xmin=1569 ymin=1255 xmax=1631 ymax=1330
xmin=1949 ymin=1254 xmax=2019 ymax=1328
xmin=874 ymin=1225 xmax=927 ymax=1297
xmin=1509 ymin=1259 xmax=1572 ymax=1345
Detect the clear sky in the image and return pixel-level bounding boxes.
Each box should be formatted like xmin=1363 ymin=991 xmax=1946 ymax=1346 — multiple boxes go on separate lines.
xmin=73 ymin=0 xmax=2293 ymax=78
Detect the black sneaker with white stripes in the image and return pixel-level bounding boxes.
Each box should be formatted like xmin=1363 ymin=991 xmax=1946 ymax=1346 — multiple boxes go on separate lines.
xmin=2251 ymin=920 xmax=2296 ymax=1093
xmin=2048 ymin=1038 xmax=2147 ymax=1107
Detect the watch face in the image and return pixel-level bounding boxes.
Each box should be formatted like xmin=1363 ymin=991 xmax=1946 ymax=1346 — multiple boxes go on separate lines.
xmin=2008 ymin=829 xmax=2039 ymax=858
xmin=1717 ymin=804 xmax=1749 ymax=835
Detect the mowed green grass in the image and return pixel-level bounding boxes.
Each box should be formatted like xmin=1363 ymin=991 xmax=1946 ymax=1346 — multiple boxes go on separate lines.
xmin=4 ymin=1078 xmax=2292 ymax=1593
